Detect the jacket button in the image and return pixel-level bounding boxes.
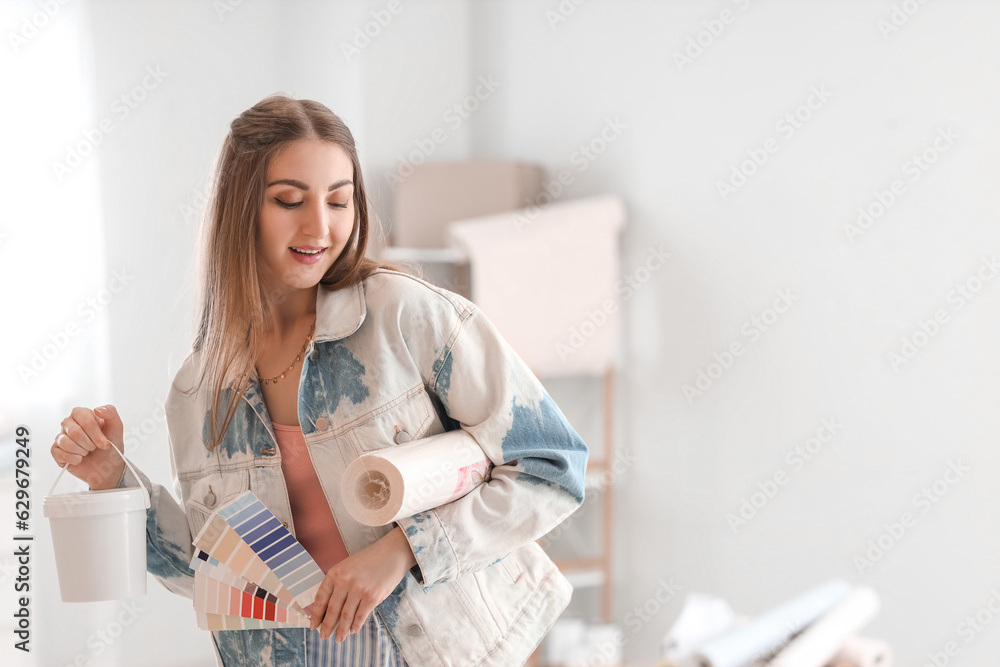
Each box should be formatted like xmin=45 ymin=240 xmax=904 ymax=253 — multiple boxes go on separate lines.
xmin=309 ymin=348 xmax=319 ymax=361
xmin=394 ymin=429 xmax=411 ymax=444
xmin=406 ymin=624 xmax=421 ymax=637
xmin=315 ymin=417 xmax=329 ymax=431
xmin=204 ymin=487 xmax=216 ymax=508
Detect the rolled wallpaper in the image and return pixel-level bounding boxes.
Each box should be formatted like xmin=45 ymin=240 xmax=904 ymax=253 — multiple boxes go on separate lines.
xmin=825 ymin=635 xmax=892 ymax=667
xmin=689 ymin=579 xmax=851 ymax=667
xmin=341 ymin=430 xmax=493 ymax=526
xmin=768 ymin=587 xmax=881 ymax=667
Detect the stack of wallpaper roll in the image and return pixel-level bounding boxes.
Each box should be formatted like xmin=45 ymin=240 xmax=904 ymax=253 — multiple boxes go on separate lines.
xmin=341 ymin=430 xmax=493 ymax=526
xmin=659 ymin=579 xmax=892 ymax=667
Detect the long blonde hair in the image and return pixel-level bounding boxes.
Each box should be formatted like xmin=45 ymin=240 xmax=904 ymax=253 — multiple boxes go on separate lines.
xmin=190 ymin=93 xmax=411 ymax=452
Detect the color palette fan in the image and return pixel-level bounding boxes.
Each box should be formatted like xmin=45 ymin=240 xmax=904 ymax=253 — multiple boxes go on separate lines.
xmin=189 ymin=491 xmax=325 ymax=630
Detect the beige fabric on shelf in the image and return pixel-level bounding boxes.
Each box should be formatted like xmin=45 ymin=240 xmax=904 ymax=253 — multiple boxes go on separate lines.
xmin=391 ymin=160 xmax=545 ymax=247
xmin=447 ymin=194 xmax=626 ymax=377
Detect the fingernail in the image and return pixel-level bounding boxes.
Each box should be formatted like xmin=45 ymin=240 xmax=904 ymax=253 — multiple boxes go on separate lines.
xmin=105 ymin=440 xmax=114 ymax=450
xmin=95 ymin=406 xmax=109 ymax=414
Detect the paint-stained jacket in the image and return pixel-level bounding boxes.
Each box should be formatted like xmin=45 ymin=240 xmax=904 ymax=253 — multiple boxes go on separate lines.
xmin=119 ymin=268 xmax=589 ymax=666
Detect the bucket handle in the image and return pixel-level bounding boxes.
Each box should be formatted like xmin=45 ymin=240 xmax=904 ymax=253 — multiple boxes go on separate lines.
xmin=49 ymin=444 xmax=151 ymax=510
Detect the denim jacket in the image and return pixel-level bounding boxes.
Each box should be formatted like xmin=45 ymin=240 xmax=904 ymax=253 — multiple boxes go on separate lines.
xmin=120 ymin=268 xmax=589 ymax=666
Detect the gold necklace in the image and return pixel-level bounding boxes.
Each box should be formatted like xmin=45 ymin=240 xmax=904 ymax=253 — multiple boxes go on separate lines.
xmin=257 ymin=319 xmax=315 ymax=386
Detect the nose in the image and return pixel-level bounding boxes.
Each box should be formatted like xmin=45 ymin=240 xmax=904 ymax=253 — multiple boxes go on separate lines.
xmin=301 ymin=197 xmax=328 ymax=240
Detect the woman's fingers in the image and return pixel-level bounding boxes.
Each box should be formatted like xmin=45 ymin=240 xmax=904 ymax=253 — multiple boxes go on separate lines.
xmin=54 ymin=430 xmax=89 ymax=457
xmin=309 ymin=581 xmax=368 ymax=641
xmin=72 ymin=406 xmax=113 ymax=450
xmin=309 ymin=578 xmax=335 ymax=630
xmin=320 ymin=587 xmax=348 ymax=640
xmin=351 ymin=597 xmax=377 ymax=635
xmin=58 ymin=419 xmax=93 ymax=454
xmin=50 ymin=439 xmax=82 ymax=466
xmin=308 ymin=534 xmax=410 ymax=642
xmin=54 ymin=407 xmax=114 ymax=460
xmin=48 ymin=406 xmax=125 ymax=491
xmin=336 ymin=593 xmax=362 ymax=642
xmin=59 ymin=413 xmax=100 ymax=458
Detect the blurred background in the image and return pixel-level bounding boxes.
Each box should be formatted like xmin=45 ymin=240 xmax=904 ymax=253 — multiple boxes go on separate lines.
xmin=2 ymin=0 xmax=999 ymax=665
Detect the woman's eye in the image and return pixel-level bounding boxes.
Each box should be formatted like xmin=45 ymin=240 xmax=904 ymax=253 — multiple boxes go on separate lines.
xmin=274 ymin=198 xmax=301 ymax=209
xmin=329 ymin=202 xmax=348 ymax=209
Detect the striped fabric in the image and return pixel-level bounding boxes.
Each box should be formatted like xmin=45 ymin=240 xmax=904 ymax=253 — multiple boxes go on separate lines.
xmin=306 ymin=611 xmax=410 ymax=666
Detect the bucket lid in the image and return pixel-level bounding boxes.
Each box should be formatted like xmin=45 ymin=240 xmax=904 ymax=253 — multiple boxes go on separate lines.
xmin=43 ymin=488 xmax=149 ymax=518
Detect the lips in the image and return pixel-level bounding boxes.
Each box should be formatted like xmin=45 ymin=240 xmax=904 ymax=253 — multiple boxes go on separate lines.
xmin=289 ymin=246 xmax=326 ymax=264
xmin=290 ymin=246 xmax=325 ymax=255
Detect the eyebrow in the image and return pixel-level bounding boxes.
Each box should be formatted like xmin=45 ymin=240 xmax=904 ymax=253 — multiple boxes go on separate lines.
xmin=266 ymin=178 xmax=353 ymax=192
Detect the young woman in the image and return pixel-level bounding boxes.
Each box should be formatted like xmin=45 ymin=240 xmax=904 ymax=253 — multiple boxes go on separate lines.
xmin=50 ymin=94 xmax=589 ymax=667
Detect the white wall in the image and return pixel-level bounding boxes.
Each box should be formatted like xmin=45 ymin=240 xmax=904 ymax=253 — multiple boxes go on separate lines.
xmin=6 ymin=1 xmax=1000 ymax=665
xmin=470 ymin=1 xmax=1000 ymax=664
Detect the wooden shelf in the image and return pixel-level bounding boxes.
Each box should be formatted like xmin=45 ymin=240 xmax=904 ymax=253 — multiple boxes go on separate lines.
xmin=550 ymin=368 xmax=616 ymax=623
xmin=563 ymin=567 xmax=605 ymax=589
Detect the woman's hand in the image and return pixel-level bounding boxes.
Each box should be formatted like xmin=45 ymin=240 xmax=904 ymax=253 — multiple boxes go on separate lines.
xmin=49 ymin=405 xmax=126 ymax=491
xmin=306 ymin=525 xmax=417 ymax=641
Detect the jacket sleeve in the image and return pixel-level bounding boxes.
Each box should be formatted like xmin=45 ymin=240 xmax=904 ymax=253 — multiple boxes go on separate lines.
xmin=395 ymin=300 xmax=589 ymax=590
xmin=119 ymin=447 xmax=196 ymax=599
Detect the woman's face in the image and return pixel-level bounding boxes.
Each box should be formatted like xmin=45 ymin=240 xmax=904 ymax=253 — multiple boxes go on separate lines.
xmin=257 ymin=138 xmax=356 ymax=296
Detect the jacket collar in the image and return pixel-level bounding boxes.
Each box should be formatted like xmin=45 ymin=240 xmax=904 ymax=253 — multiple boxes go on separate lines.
xmin=314 ymin=279 xmax=366 ymax=343
xmin=240 ymin=280 xmax=365 ymax=404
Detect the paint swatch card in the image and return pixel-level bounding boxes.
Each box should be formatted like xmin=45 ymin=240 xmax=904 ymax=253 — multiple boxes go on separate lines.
xmin=190 ymin=549 xmax=255 ymax=591
xmin=191 ymin=491 xmax=326 ymax=630
xmin=193 ymin=571 xmax=311 ymax=629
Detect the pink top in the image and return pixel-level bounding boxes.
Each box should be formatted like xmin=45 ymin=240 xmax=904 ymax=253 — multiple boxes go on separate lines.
xmin=271 ymin=421 xmax=350 ymax=574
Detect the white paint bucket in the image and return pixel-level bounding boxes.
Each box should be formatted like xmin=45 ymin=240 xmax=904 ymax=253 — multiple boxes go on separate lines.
xmin=43 ymin=447 xmax=150 ymax=602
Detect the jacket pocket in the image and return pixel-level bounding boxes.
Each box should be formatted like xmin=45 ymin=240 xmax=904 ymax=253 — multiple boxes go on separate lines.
xmin=500 ymin=554 xmax=522 ymax=584
xmin=454 ymin=558 xmax=528 ymax=647
xmin=470 ymin=547 xmax=542 ymax=638
xmin=347 ymin=383 xmax=434 ymax=455
xmin=181 ymin=469 xmax=251 ymax=539
xmin=452 ymin=575 xmax=504 ymax=648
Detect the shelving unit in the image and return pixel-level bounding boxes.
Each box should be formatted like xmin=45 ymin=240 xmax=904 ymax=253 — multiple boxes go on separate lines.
xmin=539 ymin=367 xmax=616 ymax=626
xmin=383 ymin=248 xmax=618 ymax=666
xmin=383 ymin=161 xmax=624 ymax=666
xmin=524 ymin=367 xmax=617 ymax=667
